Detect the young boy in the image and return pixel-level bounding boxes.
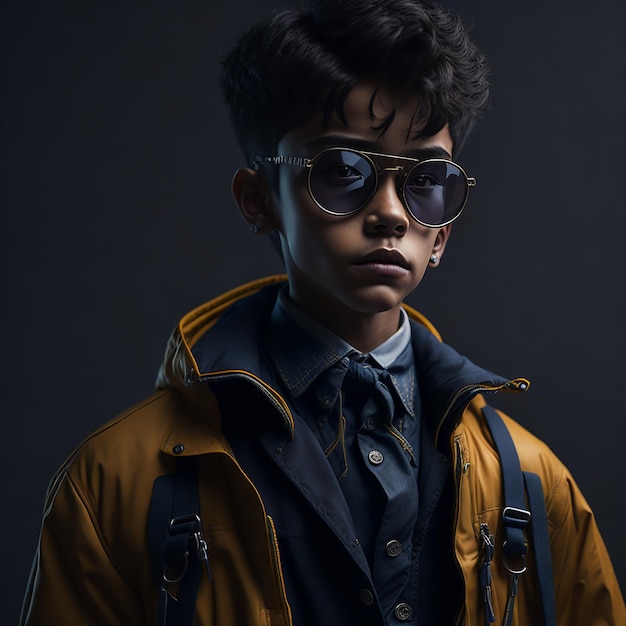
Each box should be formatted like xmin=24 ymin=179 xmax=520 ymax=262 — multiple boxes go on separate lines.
xmin=20 ymin=0 xmax=625 ymax=625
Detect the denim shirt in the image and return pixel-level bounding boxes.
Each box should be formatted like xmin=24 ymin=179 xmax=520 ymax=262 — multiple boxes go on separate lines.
xmin=266 ymin=288 xmax=422 ymax=618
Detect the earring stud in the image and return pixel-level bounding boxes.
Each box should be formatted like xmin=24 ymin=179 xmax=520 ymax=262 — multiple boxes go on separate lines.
xmin=430 ymin=254 xmax=438 ymax=264
xmin=249 ymin=224 xmax=261 ymax=233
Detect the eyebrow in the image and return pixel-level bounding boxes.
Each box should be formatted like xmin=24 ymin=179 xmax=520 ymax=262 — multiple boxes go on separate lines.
xmin=305 ymin=134 xmax=453 ymax=160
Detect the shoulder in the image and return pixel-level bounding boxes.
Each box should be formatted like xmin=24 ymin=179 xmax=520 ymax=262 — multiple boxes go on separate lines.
xmin=461 ymin=395 xmax=559 ymax=469
xmin=68 ymin=389 xmax=189 ymax=471
xmin=459 ymin=396 xmax=576 ymax=530
xmin=41 ymin=387 xmax=225 ymax=564
xmin=54 ymin=386 xmax=224 ymax=512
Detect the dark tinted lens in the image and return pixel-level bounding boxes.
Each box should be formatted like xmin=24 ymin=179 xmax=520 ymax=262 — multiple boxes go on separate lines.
xmin=404 ymin=161 xmax=467 ymax=226
xmin=309 ymin=149 xmax=376 ymax=215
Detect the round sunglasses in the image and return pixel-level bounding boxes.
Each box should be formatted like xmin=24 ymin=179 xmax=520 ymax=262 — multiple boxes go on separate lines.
xmin=253 ymin=147 xmax=475 ymax=228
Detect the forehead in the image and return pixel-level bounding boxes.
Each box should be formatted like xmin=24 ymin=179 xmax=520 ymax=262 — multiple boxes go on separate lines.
xmin=278 ymin=82 xmax=454 ymax=157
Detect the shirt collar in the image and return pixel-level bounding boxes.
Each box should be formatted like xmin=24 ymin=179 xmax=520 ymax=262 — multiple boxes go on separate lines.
xmin=267 ymin=287 xmax=415 ymax=414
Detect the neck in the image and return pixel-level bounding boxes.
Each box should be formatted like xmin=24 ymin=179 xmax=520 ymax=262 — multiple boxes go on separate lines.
xmin=329 ymin=311 xmax=403 ymax=353
xmin=287 ymin=287 xmax=403 ymax=353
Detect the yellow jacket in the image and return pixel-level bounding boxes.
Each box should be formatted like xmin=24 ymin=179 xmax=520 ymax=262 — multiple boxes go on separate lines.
xmin=21 ymin=276 xmax=625 ymax=625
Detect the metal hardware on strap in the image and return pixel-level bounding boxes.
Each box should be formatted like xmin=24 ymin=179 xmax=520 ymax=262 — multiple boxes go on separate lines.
xmin=501 ymin=506 xmax=530 ymax=575
xmin=502 ymin=506 xmax=531 ymax=527
xmin=481 ymin=406 xmax=530 ymax=625
xmin=480 ymin=523 xmax=496 ymax=625
xmin=167 ymin=514 xmax=212 ymax=583
xmin=147 ymin=456 xmax=211 ymax=626
xmin=481 ymin=406 xmax=555 ymax=626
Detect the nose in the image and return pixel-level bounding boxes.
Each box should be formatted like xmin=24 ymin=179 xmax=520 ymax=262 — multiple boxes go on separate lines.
xmin=363 ymin=171 xmax=410 ymax=236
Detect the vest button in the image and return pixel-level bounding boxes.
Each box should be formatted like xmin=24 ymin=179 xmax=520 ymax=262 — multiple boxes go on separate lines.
xmin=363 ymin=417 xmax=376 ymax=430
xmin=394 ymin=602 xmax=413 ymax=621
xmin=368 ymin=449 xmax=384 ymax=465
xmin=359 ymin=588 xmax=374 ymax=606
xmin=385 ymin=539 xmax=402 ymax=557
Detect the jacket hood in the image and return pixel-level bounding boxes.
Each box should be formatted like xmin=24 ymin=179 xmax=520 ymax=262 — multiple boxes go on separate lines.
xmin=155 ymin=275 xmax=529 ymax=443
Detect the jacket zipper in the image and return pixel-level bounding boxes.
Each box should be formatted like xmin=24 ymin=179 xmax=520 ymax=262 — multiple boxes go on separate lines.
xmin=452 ymin=437 xmax=466 ymax=626
xmin=480 ymin=523 xmax=496 ymax=624
xmin=434 ymin=378 xmax=529 ymax=448
xmin=452 ymin=435 xmax=477 ymax=626
xmin=210 ymin=449 xmax=294 ymax=624
xmin=266 ymin=515 xmax=293 ymax=626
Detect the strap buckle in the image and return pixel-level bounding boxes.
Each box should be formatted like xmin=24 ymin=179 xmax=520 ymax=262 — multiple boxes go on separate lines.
xmin=163 ymin=514 xmax=211 ymax=585
xmin=502 ymin=506 xmax=531 ymax=528
xmin=502 ymin=506 xmax=530 ymax=574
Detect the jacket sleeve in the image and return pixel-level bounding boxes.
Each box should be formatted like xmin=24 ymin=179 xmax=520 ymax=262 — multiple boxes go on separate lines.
xmin=20 ymin=466 xmax=148 ymax=626
xmin=547 ymin=466 xmax=626 ymax=626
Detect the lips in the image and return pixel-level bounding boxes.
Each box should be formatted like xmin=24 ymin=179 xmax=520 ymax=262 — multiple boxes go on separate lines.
xmin=354 ymin=248 xmax=410 ymax=270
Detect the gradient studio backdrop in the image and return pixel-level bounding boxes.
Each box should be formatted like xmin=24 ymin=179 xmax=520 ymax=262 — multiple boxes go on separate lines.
xmin=1 ymin=0 xmax=624 ymax=622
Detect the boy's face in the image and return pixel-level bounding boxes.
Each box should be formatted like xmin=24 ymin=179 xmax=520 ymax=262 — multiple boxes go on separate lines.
xmin=251 ymin=82 xmax=455 ymax=346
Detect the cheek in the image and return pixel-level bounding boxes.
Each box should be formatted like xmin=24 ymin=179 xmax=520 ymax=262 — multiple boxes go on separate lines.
xmin=277 ymin=178 xmax=343 ymax=250
xmin=274 ymin=177 xmax=309 ymax=232
xmin=291 ymin=220 xmax=346 ymax=268
xmin=407 ymin=226 xmax=439 ymax=252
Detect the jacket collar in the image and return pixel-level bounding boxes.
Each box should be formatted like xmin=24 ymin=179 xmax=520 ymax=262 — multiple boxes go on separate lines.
xmin=155 ymin=275 xmax=529 ymax=452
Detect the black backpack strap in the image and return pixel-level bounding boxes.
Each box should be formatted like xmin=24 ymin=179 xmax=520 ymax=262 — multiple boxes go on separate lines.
xmin=481 ymin=405 xmax=555 ymax=626
xmin=482 ymin=406 xmax=530 ymax=573
xmin=147 ymin=456 xmax=211 ymax=626
xmin=523 ymin=471 xmax=556 ymax=626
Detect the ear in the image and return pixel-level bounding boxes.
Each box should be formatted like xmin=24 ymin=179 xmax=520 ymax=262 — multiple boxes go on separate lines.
xmin=428 ymin=224 xmax=452 ymax=267
xmin=231 ymin=168 xmax=279 ymax=234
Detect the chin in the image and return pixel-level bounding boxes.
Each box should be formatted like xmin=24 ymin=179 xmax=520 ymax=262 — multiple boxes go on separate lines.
xmin=343 ymin=289 xmax=407 ymax=315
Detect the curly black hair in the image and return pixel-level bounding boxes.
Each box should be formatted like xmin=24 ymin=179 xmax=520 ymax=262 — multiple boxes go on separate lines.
xmin=220 ymin=0 xmax=489 ymax=161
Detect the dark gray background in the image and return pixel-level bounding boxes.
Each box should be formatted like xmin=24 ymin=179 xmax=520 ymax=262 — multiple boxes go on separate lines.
xmin=2 ymin=1 xmax=624 ymax=622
